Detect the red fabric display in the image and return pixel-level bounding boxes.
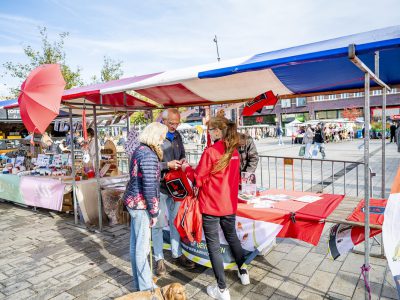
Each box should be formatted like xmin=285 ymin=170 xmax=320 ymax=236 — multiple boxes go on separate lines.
xmin=174 ymin=195 xmax=203 ymax=243
xmin=242 ymin=90 xmax=278 ymax=116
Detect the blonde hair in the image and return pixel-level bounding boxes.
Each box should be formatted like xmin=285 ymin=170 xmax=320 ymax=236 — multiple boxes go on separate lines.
xmin=208 ymin=117 xmax=239 ymax=174
xmin=139 ymin=122 xmax=168 ymax=160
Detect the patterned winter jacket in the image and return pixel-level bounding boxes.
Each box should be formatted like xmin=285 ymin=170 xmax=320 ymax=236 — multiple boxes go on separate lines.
xmin=123 ymin=144 xmax=160 ymax=218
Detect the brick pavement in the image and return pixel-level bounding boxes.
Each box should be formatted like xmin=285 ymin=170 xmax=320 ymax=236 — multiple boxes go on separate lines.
xmin=1 ymin=138 xmax=399 ymax=299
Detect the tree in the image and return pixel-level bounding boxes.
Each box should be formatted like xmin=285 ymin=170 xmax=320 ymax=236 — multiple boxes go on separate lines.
xmin=130 ymin=111 xmax=147 ymax=125
xmin=91 ymin=56 xmax=124 ymax=84
xmin=3 ymin=27 xmax=83 ymax=96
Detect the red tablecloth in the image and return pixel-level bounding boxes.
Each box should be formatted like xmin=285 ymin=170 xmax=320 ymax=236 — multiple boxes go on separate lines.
xmin=237 ymin=189 xmax=345 ymax=245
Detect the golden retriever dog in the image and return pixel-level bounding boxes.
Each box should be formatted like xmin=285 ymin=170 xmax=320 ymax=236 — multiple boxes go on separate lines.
xmin=115 ymin=282 xmax=186 ymax=300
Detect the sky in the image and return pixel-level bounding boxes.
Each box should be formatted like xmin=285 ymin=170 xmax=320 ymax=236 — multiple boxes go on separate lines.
xmin=1 ymin=0 xmax=400 ymax=97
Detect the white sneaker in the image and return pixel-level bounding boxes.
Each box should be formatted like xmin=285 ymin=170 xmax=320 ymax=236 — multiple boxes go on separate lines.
xmin=207 ymin=284 xmax=231 ymax=300
xmin=238 ymin=269 xmax=250 ymax=285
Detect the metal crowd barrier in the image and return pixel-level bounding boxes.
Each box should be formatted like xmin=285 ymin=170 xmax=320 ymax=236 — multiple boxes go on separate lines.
xmin=186 ymin=152 xmax=374 ymax=197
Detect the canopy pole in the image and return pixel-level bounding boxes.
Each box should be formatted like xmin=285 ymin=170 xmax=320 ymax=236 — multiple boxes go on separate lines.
xmin=374 ymin=51 xmax=386 ymax=200
xmin=363 ymin=72 xmax=371 ymax=300
xmin=93 ymin=104 xmax=103 ymax=231
xmin=69 ymin=108 xmax=78 ymax=225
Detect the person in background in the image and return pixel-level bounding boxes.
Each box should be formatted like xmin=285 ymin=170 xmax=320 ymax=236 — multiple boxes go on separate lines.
xmin=390 ymin=122 xmax=397 ymax=143
xmin=86 ymin=128 xmax=101 ymax=169
xmin=312 ymin=124 xmax=326 ymax=159
xmin=276 ymin=124 xmax=284 ymax=146
xmin=238 ymin=133 xmax=259 ymax=173
xmin=183 ymin=117 xmax=250 ymax=300
xmin=152 ymin=108 xmax=195 ymax=276
xmin=123 ymin=122 xmax=167 ymax=291
xmin=302 ymin=125 xmax=314 ymax=159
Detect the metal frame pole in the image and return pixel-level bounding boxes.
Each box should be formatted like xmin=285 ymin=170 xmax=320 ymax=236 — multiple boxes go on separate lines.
xmin=93 ymin=104 xmax=103 ymax=231
xmin=363 ymin=72 xmax=371 ymax=299
xmin=382 ymin=88 xmax=387 ymax=199
xmin=69 ymin=108 xmax=78 ymax=225
xmin=375 ymin=51 xmax=386 ymax=199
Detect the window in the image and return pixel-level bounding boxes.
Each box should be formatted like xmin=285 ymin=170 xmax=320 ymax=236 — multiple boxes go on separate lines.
xmin=341 ymin=93 xmax=350 ymax=99
xmin=327 ymin=94 xmax=336 ymax=100
xmin=353 ymin=92 xmax=364 ymax=98
xmin=296 ymin=97 xmax=307 ymax=107
xmin=281 ymin=99 xmax=291 ymax=108
xmin=388 ymin=88 xmax=398 ymax=94
xmin=314 ymin=95 xmax=325 ymax=101
xmin=371 ymin=90 xmax=381 ymax=96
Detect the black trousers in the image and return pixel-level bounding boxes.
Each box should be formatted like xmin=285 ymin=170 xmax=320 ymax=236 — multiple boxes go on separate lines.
xmin=202 ymin=214 xmax=245 ymax=289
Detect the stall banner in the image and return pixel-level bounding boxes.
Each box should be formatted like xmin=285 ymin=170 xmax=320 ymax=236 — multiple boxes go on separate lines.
xmin=383 ymin=192 xmax=400 ymax=297
xmin=0 ymin=174 xmax=23 ymax=203
xmin=328 ymin=224 xmax=381 ymax=260
xmin=328 ymin=198 xmax=386 ymax=260
xmin=162 ymin=216 xmax=282 ymax=269
xmin=20 ymin=177 xmax=65 ymax=211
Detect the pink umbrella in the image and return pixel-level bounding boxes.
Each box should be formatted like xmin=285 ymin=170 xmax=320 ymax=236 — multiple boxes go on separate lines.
xmin=18 ymin=64 xmax=66 ymax=134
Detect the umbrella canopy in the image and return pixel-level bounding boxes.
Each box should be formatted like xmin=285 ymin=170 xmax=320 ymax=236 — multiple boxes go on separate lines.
xmin=100 ymin=25 xmax=400 ymax=105
xmin=18 ymin=64 xmax=66 ymax=133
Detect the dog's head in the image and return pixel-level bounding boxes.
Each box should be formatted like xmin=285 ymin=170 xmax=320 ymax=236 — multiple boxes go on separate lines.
xmin=163 ymin=283 xmax=186 ymax=300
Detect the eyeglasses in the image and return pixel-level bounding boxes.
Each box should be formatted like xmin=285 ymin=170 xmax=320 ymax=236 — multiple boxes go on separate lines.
xmin=209 ymin=128 xmax=218 ymax=131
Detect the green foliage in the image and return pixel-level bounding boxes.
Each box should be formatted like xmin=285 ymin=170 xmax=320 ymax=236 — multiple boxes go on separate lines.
xmin=3 ymin=27 xmax=83 ymax=96
xmin=100 ymin=56 xmax=123 ymax=82
xmin=130 ymin=111 xmax=146 ymax=125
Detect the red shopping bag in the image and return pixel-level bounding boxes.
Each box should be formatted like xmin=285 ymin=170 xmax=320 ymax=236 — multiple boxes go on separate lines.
xmin=164 ymin=169 xmax=193 ymax=201
xmin=174 ymin=195 xmax=202 ymax=243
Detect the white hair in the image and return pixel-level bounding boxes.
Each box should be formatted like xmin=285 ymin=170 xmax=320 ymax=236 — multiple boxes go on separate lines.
xmin=162 ymin=108 xmax=180 ymax=120
xmin=139 ymin=122 xmax=168 ymax=147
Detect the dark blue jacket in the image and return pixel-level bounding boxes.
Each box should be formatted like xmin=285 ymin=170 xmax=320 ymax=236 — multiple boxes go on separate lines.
xmin=159 ymin=131 xmax=185 ymax=194
xmin=124 ymin=144 xmax=160 ymax=218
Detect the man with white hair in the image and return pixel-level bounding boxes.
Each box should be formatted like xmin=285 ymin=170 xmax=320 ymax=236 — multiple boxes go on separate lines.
xmin=152 ymin=108 xmax=195 ymax=276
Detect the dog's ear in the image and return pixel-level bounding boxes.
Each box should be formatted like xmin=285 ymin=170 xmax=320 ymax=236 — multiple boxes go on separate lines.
xmin=166 ymin=283 xmax=186 ymax=300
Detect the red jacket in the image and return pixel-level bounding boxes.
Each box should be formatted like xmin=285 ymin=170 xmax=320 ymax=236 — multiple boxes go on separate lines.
xmin=188 ymin=140 xmax=240 ymax=216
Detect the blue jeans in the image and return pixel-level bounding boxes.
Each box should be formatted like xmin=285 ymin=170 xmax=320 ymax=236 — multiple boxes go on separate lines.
xmin=152 ymin=193 xmax=182 ymax=260
xmin=127 ymin=208 xmax=154 ymax=291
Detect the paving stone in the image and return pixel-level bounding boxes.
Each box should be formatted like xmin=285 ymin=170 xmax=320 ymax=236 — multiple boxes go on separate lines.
xmin=32 ymin=274 xmax=89 ymax=300
xmin=294 ymin=252 xmax=325 ymax=277
xmin=284 ymin=245 xmax=311 ymax=262
xmin=74 ymin=282 xmax=119 ymax=300
xmin=242 ymin=291 xmax=271 ymax=300
xmin=328 ymin=271 xmax=359 ymax=297
xmin=49 ymin=292 xmax=75 ymax=300
xmin=28 ymin=263 xmax=74 ymax=285
xmin=275 ymin=280 xmax=304 ymax=298
xmin=270 ymin=259 xmax=298 ymax=277
xmin=247 ymin=265 xmax=270 ymax=282
xmin=317 ymin=258 xmax=343 ymax=274
xmin=1 ymin=264 xmax=52 ymax=287
xmin=352 ymin=279 xmax=383 ymax=300
xmin=2 ymin=280 xmax=32 ymax=295
xmin=297 ymin=289 xmax=325 ymax=299
xmin=0 ymin=273 xmax=7 ymax=281
xmin=304 ymin=270 xmax=335 ymax=295
xmin=264 ymin=250 xmax=287 ymax=267
xmin=67 ymin=275 xmax=109 ymax=297
xmin=381 ymin=269 xmax=399 ymax=299
xmin=325 ymin=291 xmax=352 ymax=299
xmin=251 ymin=274 xmax=283 ymax=296
xmin=6 ymin=288 xmax=36 ymax=300
xmin=340 ymin=252 xmax=366 ymax=274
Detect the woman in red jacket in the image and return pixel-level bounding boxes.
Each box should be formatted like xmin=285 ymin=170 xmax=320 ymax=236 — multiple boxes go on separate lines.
xmin=184 ymin=117 xmax=249 ymax=300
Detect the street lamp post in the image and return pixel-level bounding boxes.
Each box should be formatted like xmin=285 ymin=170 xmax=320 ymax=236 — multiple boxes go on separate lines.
xmin=213 ymin=35 xmax=221 ymax=62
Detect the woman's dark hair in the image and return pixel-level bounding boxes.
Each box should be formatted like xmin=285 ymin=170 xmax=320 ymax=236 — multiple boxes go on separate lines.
xmin=208 ymin=117 xmax=239 ymax=174
xmin=87 ymin=128 xmax=95 ymax=138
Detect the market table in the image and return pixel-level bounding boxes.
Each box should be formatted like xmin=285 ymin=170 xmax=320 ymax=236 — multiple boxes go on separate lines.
xmin=177 ymin=189 xmax=345 ymax=268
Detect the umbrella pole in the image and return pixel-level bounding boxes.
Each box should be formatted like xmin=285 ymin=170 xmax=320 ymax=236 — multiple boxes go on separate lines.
xmin=69 ymin=108 xmax=78 ymax=225
xmin=93 ymin=105 xmax=103 ymax=231
xmin=363 ymin=72 xmax=371 ymax=300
